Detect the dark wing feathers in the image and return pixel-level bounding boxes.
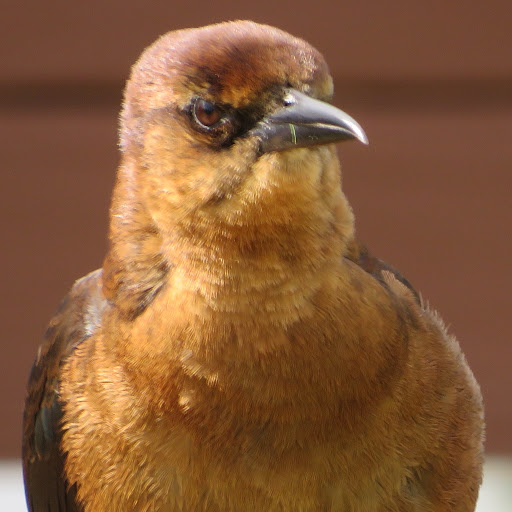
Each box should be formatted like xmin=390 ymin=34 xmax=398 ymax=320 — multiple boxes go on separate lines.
xmin=347 ymin=237 xmax=420 ymax=303
xmin=22 ymin=269 xmax=106 ymax=512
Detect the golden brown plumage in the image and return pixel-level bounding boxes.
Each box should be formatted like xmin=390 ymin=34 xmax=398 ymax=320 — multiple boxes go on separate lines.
xmin=23 ymin=20 xmax=484 ymax=511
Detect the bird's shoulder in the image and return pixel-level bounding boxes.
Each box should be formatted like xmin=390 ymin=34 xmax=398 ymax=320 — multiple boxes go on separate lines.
xmin=22 ymin=268 xmax=106 ymax=512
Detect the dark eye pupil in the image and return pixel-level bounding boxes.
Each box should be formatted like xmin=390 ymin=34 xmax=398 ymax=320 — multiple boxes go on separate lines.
xmin=194 ymin=99 xmax=222 ymax=127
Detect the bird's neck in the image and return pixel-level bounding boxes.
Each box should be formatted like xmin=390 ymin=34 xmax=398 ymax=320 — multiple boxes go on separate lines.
xmin=103 ymin=150 xmax=355 ymax=319
xmin=165 ymin=159 xmax=354 ymax=320
xmin=162 ymin=208 xmax=350 ymax=318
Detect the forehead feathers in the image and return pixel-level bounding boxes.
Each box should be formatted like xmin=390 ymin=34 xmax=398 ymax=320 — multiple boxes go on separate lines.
xmin=123 ymin=21 xmax=332 ymax=118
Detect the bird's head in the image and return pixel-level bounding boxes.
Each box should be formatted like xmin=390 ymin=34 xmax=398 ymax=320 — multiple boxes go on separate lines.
xmin=105 ymin=21 xmax=368 ymax=316
xmin=117 ymin=20 xmax=367 ymax=234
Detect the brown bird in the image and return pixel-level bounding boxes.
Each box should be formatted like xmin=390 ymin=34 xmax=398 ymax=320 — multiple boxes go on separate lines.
xmin=22 ymin=20 xmax=484 ymax=512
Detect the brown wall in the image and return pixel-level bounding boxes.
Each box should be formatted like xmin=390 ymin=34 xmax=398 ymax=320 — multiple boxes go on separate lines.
xmin=2 ymin=2 xmax=511 ymax=457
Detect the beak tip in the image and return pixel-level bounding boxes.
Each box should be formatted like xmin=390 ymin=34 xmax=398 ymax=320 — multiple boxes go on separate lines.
xmin=358 ymin=131 xmax=369 ymax=145
xmin=349 ymin=123 xmax=369 ymax=146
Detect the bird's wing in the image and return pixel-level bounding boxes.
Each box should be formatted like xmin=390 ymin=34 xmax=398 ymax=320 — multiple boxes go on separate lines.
xmin=22 ymin=269 xmax=106 ymax=512
xmin=347 ymin=237 xmax=420 ymax=303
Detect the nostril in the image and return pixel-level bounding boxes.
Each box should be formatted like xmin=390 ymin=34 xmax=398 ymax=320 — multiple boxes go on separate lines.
xmin=283 ymin=93 xmax=295 ymax=107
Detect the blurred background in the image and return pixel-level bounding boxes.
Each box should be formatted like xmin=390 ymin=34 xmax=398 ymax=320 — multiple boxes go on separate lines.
xmin=1 ymin=1 xmax=510 ymax=509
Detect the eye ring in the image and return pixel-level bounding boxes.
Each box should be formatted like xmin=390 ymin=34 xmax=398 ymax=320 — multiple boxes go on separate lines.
xmin=192 ymin=98 xmax=223 ymax=128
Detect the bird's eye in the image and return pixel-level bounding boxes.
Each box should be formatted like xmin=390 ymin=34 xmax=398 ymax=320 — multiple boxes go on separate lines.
xmin=193 ymin=98 xmax=222 ymax=128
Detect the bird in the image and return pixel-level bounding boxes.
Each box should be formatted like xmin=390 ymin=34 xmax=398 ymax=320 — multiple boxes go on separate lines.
xmin=22 ymin=20 xmax=484 ymax=512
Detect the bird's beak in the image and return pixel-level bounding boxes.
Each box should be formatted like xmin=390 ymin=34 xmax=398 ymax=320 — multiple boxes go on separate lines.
xmin=252 ymin=89 xmax=368 ymax=154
